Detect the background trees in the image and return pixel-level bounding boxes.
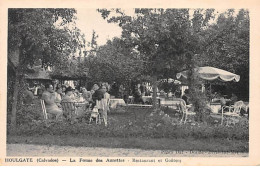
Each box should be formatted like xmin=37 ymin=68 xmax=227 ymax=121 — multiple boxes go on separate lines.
xmin=197 ymin=9 xmax=249 ymax=100
xmin=97 ymin=8 xmax=215 ymax=107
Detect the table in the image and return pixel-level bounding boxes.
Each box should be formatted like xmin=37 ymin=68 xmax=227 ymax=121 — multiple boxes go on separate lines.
xmin=110 ymin=99 xmax=126 ymax=108
xmin=160 ymin=99 xmax=182 ymax=110
xmin=142 ymin=96 xmax=163 ymax=103
xmin=128 ymin=96 xmax=162 ymax=104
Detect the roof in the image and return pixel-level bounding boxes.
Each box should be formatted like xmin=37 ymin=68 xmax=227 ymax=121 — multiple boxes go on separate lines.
xmin=24 ymin=65 xmax=51 ymax=80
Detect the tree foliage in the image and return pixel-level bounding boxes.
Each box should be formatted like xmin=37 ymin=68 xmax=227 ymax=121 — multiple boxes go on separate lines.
xmin=8 ymin=8 xmax=85 ymax=132
xmin=81 ymin=37 xmax=144 ymax=86
xmin=8 ymin=8 xmax=85 ymax=69
xmin=97 ymin=8 xmax=215 ymax=108
xmin=197 ymin=9 xmax=249 ymax=99
xmin=98 ymin=8 xmax=215 ymax=79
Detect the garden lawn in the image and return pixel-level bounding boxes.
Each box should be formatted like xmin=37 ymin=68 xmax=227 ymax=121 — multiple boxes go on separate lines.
xmin=7 ymin=105 xmax=249 ymax=152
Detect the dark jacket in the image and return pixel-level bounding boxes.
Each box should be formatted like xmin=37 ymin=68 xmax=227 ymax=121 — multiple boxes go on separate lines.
xmin=92 ymin=89 xmax=104 ymax=101
xmin=182 ymin=94 xmax=189 ymax=105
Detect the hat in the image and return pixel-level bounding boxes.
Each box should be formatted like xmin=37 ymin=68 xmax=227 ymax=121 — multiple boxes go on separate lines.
xmin=65 ymin=86 xmax=73 ymax=93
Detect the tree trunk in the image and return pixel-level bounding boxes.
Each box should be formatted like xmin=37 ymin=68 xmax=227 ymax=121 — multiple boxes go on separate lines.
xmin=10 ymin=44 xmax=23 ymax=134
xmin=10 ymin=68 xmax=20 ymax=134
xmin=152 ymin=75 xmax=158 ymax=109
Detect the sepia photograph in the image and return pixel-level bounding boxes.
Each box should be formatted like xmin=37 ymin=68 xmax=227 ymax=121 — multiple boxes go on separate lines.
xmin=1 ymin=1 xmax=259 ymax=165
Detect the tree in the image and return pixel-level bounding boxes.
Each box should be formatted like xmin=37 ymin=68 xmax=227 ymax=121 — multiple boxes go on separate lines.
xmin=8 ymin=8 xmax=84 ymax=133
xmin=197 ymin=9 xmax=249 ymax=100
xmin=80 ymin=37 xmax=144 ymax=91
xmin=98 ymin=8 xmax=214 ymax=108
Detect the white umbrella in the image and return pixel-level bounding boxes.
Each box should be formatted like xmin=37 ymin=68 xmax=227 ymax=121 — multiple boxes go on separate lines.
xmin=176 ymin=66 xmax=240 ymax=82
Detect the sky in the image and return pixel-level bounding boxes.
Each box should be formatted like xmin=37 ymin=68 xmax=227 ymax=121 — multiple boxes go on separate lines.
xmin=75 ymin=9 xmax=123 ymax=46
xmin=74 ymin=8 xmax=234 ymax=47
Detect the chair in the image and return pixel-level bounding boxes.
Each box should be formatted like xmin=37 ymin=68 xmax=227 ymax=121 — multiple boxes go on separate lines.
xmin=40 ymin=99 xmax=48 ymax=120
xmin=221 ymin=101 xmax=243 ymax=125
xmin=61 ymin=102 xmax=77 ymax=122
xmin=179 ymin=99 xmax=196 ymax=124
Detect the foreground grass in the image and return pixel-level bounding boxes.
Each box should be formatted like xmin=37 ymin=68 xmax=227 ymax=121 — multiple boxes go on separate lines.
xmin=7 ymin=134 xmax=248 ymax=152
xmin=8 ymin=106 xmax=248 ymax=153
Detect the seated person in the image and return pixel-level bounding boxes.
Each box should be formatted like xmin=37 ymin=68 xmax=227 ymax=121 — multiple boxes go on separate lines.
xmin=42 ymin=84 xmax=63 ymax=120
xmin=70 ymin=88 xmax=77 ymax=101
xmin=133 ymin=88 xmax=144 ymax=104
xmin=61 ymin=85 xmax=66 ymax=97
xmin=61 ymin=87 xmax=85 ymax=120
xmin=82 ymin=87 xmax=92 ymax=103
xmin=230 ymin=93 xmax=238 ymax=105
xmin=22 ymin=83 xmax=34 ymax=105
xmin=212 ymin=92 xmax=226 ymax=107
xmin=62 ymin=86 xmax=76 ymax=102
xmin=55 ymin=86 xmax=63 ymax=108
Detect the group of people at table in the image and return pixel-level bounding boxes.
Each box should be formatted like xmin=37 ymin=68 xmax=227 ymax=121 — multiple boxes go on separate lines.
xmin=23 ymin=80 xmax=247 ymax=125
xmin=41 ymin=83 xmax=110 ymax=126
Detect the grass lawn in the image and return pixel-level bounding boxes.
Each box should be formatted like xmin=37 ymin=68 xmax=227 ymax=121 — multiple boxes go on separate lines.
xmin=7 ymin=104 xmax=249 ymax=153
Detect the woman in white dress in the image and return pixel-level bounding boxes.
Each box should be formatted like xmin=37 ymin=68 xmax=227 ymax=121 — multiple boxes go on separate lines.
xmin=96 ymin=85 xmax=110 ymax=126
xmin=102 ymin=86 xmax=110 ymax=126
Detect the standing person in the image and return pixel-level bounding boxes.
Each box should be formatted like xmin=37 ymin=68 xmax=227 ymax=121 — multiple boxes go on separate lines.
xmin=182 ymin=89 xmax=190 ymax=105
xmin=91 ymin=84 xmax=102 ymax=109
xmin=42 ymin=84 xmax=63 ymax=121
xmin=93 ymin=86 xmax=105 ymax=124
xmin=101 ymin=85 xmax=110 ymax=126
xmin=92 ymin=84 xmax=99 ymax=91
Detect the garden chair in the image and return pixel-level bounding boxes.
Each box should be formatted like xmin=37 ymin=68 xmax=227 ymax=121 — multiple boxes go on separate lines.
xmin=61 ymin=102 xmax=78 ymax=122
xmin=221 ymin=100 xmax=243 ymax=125
xmin=179 ymin=99 xmax=196 ymax=124
xmin=40 ymin=99 xmax=48 ymax=120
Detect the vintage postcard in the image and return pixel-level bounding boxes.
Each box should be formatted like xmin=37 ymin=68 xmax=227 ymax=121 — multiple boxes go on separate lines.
xmin=0 ymin=0 xmax=260 ymax=166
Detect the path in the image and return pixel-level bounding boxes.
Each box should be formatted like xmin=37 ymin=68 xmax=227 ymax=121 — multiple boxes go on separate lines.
xmin=7 ymin=144 xmax=248 ymax=157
